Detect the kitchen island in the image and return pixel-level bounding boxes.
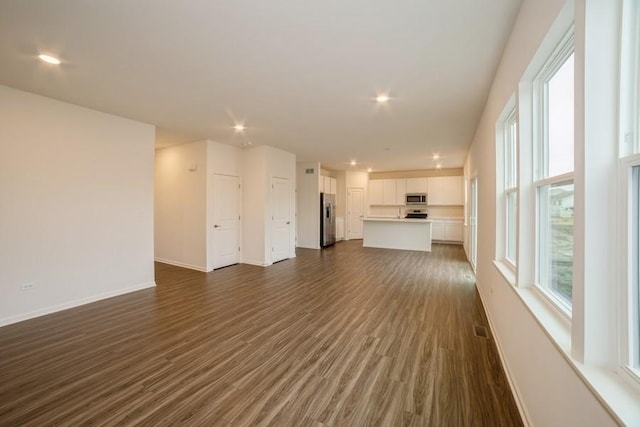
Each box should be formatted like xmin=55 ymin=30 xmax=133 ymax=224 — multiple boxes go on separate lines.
xmin=362 ymin=217 xmax=432 ymax=252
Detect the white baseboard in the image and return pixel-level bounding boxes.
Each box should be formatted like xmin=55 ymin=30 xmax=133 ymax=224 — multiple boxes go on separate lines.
xmin=154 ymin=257 xmax=208 ymax=272
xmin=296 ymin=244 xmax=321 ymax=249
xmin=475 ymin=279 xmax=532 ymax=427
xmin=0 ymin=281 xmax=156 ymax=327
xmin=242 ymin=259 xmax=271 ymax=267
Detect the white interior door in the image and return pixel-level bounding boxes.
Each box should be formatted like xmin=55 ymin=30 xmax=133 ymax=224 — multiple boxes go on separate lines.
xmin=347 ymin=187 xmax=364 ymax=239
xmin=212 ymin=174 xmax=241 ymax=269
xmin=271 ymin=177 xmax=291 ymax=263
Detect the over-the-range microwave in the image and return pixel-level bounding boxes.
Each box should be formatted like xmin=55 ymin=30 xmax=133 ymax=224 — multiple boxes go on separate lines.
xmin=406 ymin=193 xmax=427 ymax=205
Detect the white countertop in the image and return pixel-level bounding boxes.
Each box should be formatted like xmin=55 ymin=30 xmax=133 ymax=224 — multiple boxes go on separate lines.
xmin=363 ymin=217 xmax=432 ymax=223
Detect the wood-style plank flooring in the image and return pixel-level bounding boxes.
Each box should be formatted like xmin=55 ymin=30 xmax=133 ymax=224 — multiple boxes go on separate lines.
xmin=0 ymin=241 xmax=522 ymax=426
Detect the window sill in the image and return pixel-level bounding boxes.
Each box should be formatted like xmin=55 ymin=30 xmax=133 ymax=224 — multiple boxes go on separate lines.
xmin=511 ymin=285 xmax=640 ymax=425
xmin=493 ymin=259 xmax=516 ymax=286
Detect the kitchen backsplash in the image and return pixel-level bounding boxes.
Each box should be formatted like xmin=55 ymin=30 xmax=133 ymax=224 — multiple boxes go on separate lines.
xmin=428 ymin=206 xmax=464 ymax=218
xmin=368 ymin=205 xmax=464 ymax=219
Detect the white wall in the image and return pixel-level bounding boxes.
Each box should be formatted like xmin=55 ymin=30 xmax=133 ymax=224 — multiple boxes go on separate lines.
xmin=242 ymin=145 xmax=296 ymax=265
xmin=156 ymin=142 xmax=295 ymax=269
xmin=334 ymin=170 xmax=347 ymax=219
xmin=464 ymin=0 xmax=616 ymax=425
xmin=154 ymin=141 xmax=208 ymax=271
xmin=0 ymin=85 xmax=155 ymax=326
xmin=207 ymin=140 xmax=243 ymax=177
xmin=242 ymin=146 xmax=268 ymax=265
xmin=296 ymin=162 xmax=321 ymax=249
xmin=346 ymin=171 xmax=368 ymax=191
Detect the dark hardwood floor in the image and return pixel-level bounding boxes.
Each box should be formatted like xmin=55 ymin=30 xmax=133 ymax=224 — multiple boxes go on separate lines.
xmin=0 ymin=241 xmax=522 ymax=426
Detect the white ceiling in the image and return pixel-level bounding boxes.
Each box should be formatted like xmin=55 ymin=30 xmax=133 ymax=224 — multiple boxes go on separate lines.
xmin=0 ymin=0 xmax=521 ymax=171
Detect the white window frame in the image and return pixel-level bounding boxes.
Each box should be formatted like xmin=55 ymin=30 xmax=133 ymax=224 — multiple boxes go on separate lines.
xmin=532 ymin=29 xmax=575 ymax=317
xmin=495 ymin=97 xmax=518 ymax=281
xmin=620 ymin=0 xmax=640 ymax=157
xmin=619 ymin=0 xmax=640 ymax=385
xmin=620 ymin=156 xmax=640 ymax=383
xmin=504 ymin=110 xmax=518 ymax=268
xmin=495 ymin=101 xmax=519 ymax=272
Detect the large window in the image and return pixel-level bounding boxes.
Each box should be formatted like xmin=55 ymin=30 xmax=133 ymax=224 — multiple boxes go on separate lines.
xmin=505 ymin=114 xmax=518 ymax=265
xmin=534 ymin=34 xmax=575 ymax=313
xmin=497 ymin=106 xmax=518 ymax=268
xmin=621 ymin=0 xmax=640 ymax=379
xmin=490 ymin=1 xmax=640 ymax=419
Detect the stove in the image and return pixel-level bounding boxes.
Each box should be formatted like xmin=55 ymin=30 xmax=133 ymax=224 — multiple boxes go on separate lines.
xmin=405 ymin=209 xmax=428 ymax=219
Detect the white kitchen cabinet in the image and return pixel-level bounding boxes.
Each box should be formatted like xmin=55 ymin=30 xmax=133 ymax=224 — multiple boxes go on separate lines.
xmin=444 ymin=220 xmax=463 ymax=242
xmin=369 ymin=180 xmax=384 ymax=205
xmin=320 ymin=176 xmax=337 ymax=195
xmin=323 ymin=176 xmax=331 ymax=194
xmin=431 ymin=219 xmax=463 ymax=243
xmin=382 ymin=180 xmax=396 ymax=205
xmin=428 ymin=176 xmax=463 ymax=206
xmin=395 ymin=179 xmax=406 ymax=205
xmin=431 ymin=220 xmax=444 ymax=240
xmin=369 ymin=179 xmax=403 ymax=205
xmin=406 ymin=177 xmax=428 ymax=194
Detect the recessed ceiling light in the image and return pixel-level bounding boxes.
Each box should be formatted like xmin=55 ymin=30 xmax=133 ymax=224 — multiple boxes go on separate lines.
xmin=233 ymin=123 xmax=246 ymax=132
xmin=376 ymin=94 xmax=390 ymax=103
xmin=367 ymin=167 xmax=373 ymax=173
xmin=433 ymin=154 xmax=440 ymax=160
xmin=350 ymin=160 xmax=357 ymax=166
xmin=436 ymin=163 xmax=442 ymax=169
xmin=38 ymin=54 xmax=60 ymax=65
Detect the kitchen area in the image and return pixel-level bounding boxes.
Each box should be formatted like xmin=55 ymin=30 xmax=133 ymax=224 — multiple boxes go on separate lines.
xmin=363 ymin=172 xmax=464 ymax=252
xmin=296 ymin=163 xmax=465 ymax=253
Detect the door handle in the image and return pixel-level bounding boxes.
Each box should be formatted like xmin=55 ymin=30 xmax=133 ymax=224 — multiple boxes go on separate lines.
xmin=286 ymin=221 xmax=290 ymax=224
xmin=214 ymin=225 xmax=220 ymax=228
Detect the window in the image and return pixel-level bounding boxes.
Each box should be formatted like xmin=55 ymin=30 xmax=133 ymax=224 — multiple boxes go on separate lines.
xmin=621 ymin=0 xmax=640 ymax=380
xmin=505 ymin=112 xmax=518 ymax=265
xmin=537 ymin=181 xmax=574 ymax=305
xmin=497 ymin=105 xmax=518 ymax=269
xmin=621 ymin=0 xmax=640 ymax=157
xmin=620 ymin=155 xmax=640 ymax=380
xmin=534 ymin=33 xmax=574 ymax=313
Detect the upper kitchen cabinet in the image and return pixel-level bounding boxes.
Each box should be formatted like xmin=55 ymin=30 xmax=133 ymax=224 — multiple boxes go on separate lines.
xmin=406 ymin=177 xmax=428 ymax=194
xmin=395 ymin=179 xmax=406 ymax=205
xmin=320 ymin=176 xmax=337 ymax=195
xmin=428 ymin=176 xmax=464 ymax=206
xmin=382 ymin=180 xmax=396 ymax=205
xmin=369 ymin=179 xmax=403 ymax=206
xmin=369 ymin=179 xmax=384 ymax=204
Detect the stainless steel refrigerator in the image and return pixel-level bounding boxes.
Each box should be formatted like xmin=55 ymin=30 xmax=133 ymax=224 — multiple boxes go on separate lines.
xmin=320 ymin=193 xmax=336 ymax=247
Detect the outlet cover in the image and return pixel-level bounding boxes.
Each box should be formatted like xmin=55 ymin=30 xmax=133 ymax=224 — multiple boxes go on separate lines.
xmin=20 ymin=282 xmax=35 ymax=291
